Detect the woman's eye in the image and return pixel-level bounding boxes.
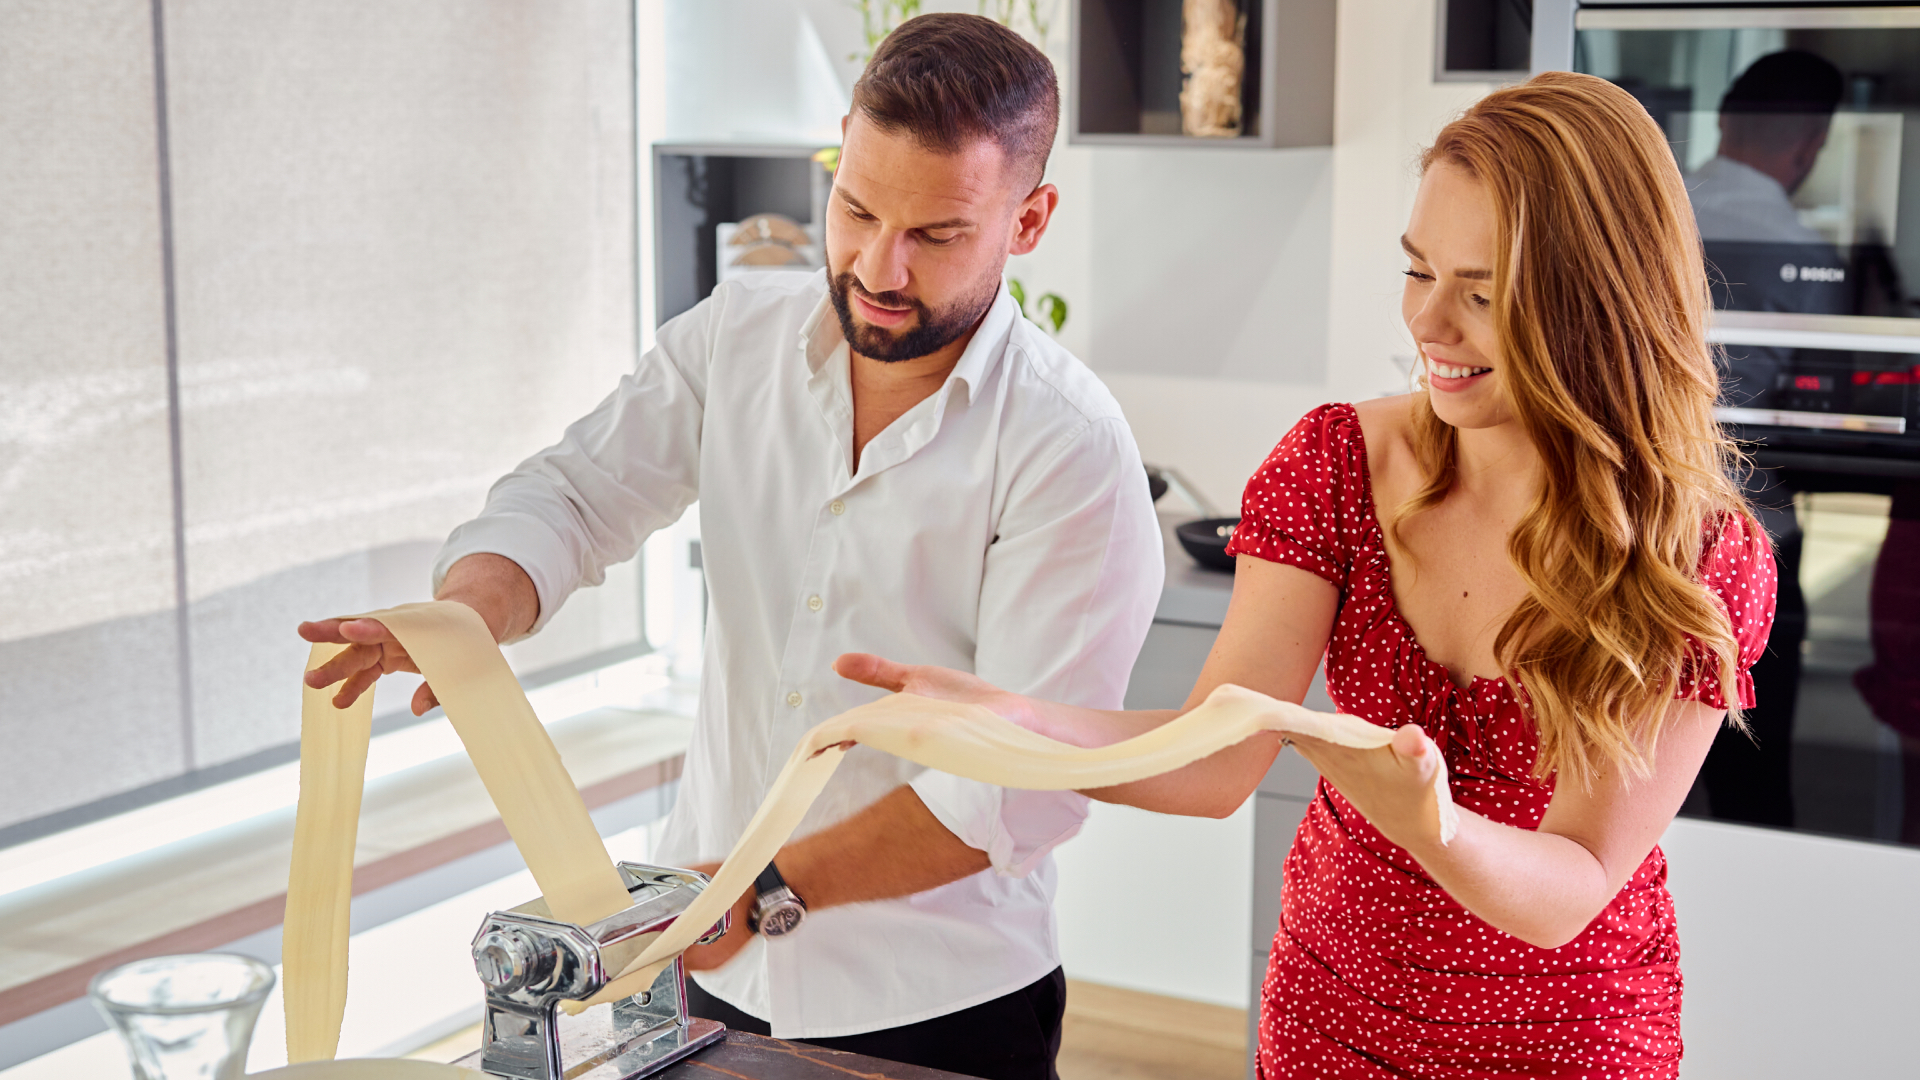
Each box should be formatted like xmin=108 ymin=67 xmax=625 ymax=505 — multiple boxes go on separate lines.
xmin=1470 ymin=293 xmax=1490 ymax=309
xmin=1402 ymin=269 xmax=1432 ymax=282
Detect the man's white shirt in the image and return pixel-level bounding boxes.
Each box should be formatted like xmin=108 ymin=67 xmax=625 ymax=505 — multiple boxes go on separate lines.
xmin=1687 ymin=155 xmax=1826 ymax=245
xmin=433 ymin=270 xmax=1163 ymax=1038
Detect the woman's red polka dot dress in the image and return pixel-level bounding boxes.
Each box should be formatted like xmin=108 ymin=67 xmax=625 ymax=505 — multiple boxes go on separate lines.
xmin=1223 ymin=405 xmax=1777 ymax=1079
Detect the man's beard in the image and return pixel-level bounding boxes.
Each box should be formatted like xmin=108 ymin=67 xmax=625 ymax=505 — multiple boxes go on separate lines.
xmin=827 ymin=269 xmax=998 ymax=362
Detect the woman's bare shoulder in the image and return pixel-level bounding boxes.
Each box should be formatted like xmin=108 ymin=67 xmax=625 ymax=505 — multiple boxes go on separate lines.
xmin=1350 ymin=395 xmax=1419 ymax=489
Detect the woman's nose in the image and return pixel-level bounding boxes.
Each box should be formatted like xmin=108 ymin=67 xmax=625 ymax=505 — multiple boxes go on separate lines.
xmin=1407 ymin=293 xmax=1458 ymax=348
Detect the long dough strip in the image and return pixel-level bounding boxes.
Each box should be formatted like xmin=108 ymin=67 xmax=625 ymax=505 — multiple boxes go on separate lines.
xmin=288 ymin=601 xmax=1457 ymax=1050
xmin=285 ymin=602 xmax=630 ymax=1063
xmin=580 ymin=682 xmax=1456 ymax=1007
xmin=283 ymin=645 xmax=376 ymax=1062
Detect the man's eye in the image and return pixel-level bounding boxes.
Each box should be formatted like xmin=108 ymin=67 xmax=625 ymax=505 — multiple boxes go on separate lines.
xmin=923 ymin=232 xmax=959 ymax=246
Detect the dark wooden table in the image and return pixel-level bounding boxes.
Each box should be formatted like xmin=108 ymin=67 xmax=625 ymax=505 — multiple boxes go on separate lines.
xmin=654 ymin=1030 xmax=975 ymax=1079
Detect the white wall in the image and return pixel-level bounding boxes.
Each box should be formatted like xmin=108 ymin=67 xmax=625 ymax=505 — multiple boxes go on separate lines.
xmin=1007 ymin=1 xmax=1493 ymax=511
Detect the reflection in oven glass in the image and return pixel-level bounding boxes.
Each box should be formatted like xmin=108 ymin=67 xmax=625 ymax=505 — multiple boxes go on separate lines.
xmin=1578 ymin=21 xmax=1920 ymax=457
xmin=1695 ymin=490 xmax=1917 ymax=845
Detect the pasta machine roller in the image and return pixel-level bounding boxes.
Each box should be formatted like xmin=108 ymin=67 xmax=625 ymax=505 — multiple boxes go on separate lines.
xmin=452 ymin=862 xmax=729 ymax=1080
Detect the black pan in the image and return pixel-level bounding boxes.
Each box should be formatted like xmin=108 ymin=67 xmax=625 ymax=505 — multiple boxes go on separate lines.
xmin=1176 ymin=517 xmax=1240 ymax=572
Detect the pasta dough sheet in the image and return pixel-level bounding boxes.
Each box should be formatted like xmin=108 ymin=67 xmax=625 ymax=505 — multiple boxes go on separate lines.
xmin=288 ymin=601 xmax=1455 ymax=1055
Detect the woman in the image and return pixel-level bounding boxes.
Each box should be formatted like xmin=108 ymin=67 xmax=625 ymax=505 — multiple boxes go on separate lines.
xmin=838 ymin=72 xmax=1777 ymax=1077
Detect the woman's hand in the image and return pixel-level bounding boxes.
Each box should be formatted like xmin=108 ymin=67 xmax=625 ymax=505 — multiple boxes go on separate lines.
xmin=1288 ymin=724 xmax=1448 ymax=855
xmin=833 ymin=653 xmax=1041 ymax=734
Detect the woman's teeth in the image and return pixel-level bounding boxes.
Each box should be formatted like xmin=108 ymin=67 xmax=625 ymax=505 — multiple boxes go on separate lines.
xmin=1431 ymin=362 xmax=1492 ymax=380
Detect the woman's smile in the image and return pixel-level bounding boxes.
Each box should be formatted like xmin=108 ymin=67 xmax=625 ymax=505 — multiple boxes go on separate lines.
xmin=1426 ymin=355 xmax=1494 ymax=389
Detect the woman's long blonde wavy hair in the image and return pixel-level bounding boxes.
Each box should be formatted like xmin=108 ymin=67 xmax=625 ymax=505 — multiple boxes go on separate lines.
xmin=1399 ymin=72 xmax=1762 ymax=786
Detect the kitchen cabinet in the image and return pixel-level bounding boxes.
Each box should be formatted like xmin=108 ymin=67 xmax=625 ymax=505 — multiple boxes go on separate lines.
xmin=1122 ymin=514 xmax=1323 ymax=1078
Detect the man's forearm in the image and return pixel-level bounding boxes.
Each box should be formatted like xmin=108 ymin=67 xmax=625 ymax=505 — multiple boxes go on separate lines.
xmin=436 ymin=553 xmax=541 ymax=644
xmin=777 ymin=786 xmax=989 ymax=909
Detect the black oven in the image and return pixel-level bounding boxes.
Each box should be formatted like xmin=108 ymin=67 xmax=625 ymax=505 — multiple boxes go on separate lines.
xmin=1544 ymin=3 xmax=1920 ymax=461
xmin=1534 ymin=3 xmax=1920 ymax=848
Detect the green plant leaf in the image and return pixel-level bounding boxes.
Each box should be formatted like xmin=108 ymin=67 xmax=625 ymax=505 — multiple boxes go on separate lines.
xmin=1007 ymin=278 xmax=1028 ymax=314
xmin=1037 ymin=292 xmax=1068 ymax=333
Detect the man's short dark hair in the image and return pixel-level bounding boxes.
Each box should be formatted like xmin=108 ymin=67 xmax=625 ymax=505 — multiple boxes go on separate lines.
xmin=1721 ymin=50 xmax=1844 ymax=115
xmin=850 ymin=13 xmax=1059 ymax=190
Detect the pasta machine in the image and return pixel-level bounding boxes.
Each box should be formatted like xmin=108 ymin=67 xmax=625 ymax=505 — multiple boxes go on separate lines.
xmin=452 ymin=862 xmax=730 ymax=1080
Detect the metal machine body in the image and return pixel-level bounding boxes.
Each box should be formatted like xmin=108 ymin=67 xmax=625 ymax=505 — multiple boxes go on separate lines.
xmin=453 ymin=862 xmax=729 ymax=1080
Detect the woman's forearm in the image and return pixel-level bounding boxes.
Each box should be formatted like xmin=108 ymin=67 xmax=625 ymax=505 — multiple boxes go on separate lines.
xmin=1025 ymin=700 xmax=1283 ymax=818
xmin=1406 ymin=809 xmax=1613 ymax=949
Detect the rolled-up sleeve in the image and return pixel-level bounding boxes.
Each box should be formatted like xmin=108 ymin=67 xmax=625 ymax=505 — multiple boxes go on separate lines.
xmin=910 ymin=415 xmax=1164 ymax=875
xmin=432 ymin=290 xmax=721 ymax=636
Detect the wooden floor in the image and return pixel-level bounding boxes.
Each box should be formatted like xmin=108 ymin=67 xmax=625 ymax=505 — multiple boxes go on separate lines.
xmin=410 ymin=980 xmax=1248 ymax=1079
xmin=1057 ymin=980 xmax=1246 ymax=1080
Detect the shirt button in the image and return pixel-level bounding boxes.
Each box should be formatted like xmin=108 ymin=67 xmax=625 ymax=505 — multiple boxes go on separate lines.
xmin=807 ymin=594 xmax=824 ymax=612
xmin=786 ymin=691 xmax=803 ymax=708
xmin=829 ymin=499 xmax=846 ymax=515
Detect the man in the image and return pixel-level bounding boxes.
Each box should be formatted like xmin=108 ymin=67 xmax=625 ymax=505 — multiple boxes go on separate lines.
xmin=298 ymin=14 xmax=1162 ymax=1079
xmin=1687 ymin=47 xmax=1849 ymax=376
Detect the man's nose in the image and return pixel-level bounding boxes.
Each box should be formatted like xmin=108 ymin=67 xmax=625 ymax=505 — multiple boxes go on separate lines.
xmin=854 ymin=233 xmax=912 ymax=295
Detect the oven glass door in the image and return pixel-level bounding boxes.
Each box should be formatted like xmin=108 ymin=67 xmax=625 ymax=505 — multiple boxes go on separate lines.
xmin=1580 ymin=8 xmax=1920 ymax=848
xmin=1577 ymin=7 xmax=1920 ymax=457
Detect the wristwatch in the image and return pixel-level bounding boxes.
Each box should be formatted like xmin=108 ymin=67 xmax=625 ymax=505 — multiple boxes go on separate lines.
xmin=748 ymin=861 xmax=807 ymax=937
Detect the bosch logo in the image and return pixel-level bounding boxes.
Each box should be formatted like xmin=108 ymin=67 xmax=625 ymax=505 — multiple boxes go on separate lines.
xmin=1780 ymin=263 xmax=1844 ymax=284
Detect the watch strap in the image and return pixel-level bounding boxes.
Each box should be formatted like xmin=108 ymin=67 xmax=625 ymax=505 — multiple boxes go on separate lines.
xmin=754 ymin=862 xmax=788 ymax=900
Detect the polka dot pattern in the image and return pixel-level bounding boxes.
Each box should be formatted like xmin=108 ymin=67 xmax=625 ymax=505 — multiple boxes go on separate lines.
xmin=1224 ymin=404 xmax=1778 ymax=1079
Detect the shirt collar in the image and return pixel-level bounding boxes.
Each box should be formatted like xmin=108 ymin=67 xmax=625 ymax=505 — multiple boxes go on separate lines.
xmin=797 ymin=275 xmax=1019 ymax=406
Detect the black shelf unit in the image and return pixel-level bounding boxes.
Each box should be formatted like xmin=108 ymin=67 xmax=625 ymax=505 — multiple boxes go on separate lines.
xmin=1070 ymin=0 xmax=1334 ymax=148
xmin=1435 ymin=0 xmax=1533 ymax=82
xmin=651 ymin=141 xmax=832 ymax=327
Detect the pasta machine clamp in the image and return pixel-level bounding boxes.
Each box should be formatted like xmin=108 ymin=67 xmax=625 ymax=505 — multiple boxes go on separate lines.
xmin=452 ymin=862 xmax=730 ymax=1079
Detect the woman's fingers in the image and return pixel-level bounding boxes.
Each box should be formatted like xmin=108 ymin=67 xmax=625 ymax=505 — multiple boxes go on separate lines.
xmin=833 ymin=652 xmax=913 ymax=692
xmin=1391 ymin=724 xmax=1433 ymax=769
xmin=411 ymin=682 xmax=439 ymax=717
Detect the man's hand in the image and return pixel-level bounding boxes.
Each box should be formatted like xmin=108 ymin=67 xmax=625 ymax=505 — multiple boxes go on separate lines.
xmin=299 ymin=618 xmax=434 ymax=714
xmin=680 ymin=862 xmax=758 ymax=972
xmin=296 ymin=553 xmax=540 ymax=714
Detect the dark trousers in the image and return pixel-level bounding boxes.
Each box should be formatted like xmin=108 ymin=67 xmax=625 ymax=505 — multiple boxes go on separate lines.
xmin=685 ymin=967 xmax=1066 ymax=1080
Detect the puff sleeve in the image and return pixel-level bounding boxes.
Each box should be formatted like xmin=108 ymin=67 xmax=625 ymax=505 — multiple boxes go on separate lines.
xmin=1222 ymin=403 xmax=1371 ymax=589
xmin=1677 ymin=511 xmax=1779 ymax=710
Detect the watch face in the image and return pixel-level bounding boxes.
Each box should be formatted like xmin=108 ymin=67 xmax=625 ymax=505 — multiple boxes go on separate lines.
xmin=760 ymin=901 xmax=805 ymax=937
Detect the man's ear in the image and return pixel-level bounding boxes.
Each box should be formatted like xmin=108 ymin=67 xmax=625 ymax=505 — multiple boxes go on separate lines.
xmin=1009 ymin=184 xmax=1059 ymax=256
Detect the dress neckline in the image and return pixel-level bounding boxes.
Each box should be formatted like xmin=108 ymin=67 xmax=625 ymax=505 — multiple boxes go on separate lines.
xmin=1332 ymin=402 xmax=1511 ymax=699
